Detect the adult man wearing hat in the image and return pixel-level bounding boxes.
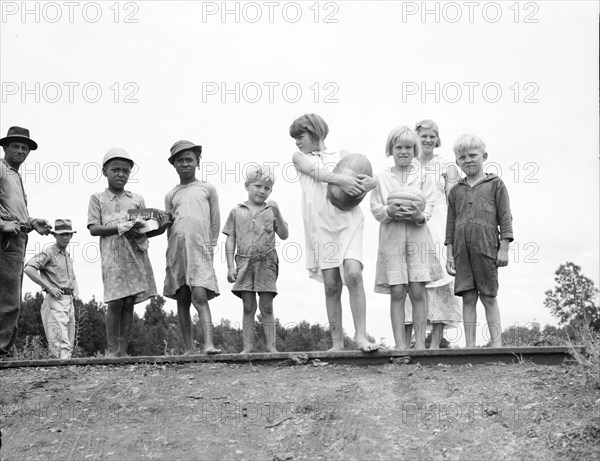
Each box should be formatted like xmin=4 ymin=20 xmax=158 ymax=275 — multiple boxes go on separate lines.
xmin=24 ymin=219 xmax=79 ymax=359
xmin=0 ymin=126 xmax=52 ymax=355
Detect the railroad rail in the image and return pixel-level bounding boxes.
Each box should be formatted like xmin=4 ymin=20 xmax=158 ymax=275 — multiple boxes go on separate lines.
xmin=0 ymin=346 xmax=581 ymax=369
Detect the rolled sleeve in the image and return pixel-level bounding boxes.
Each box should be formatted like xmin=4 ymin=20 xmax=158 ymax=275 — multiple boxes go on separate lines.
xmin=25 ymin=249 xmax=51 ymax=271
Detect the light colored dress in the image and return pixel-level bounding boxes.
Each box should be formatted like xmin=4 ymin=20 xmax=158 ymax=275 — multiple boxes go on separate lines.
xmin=405 ymin=154 xmax=462 ymax=324
xmin=296 ymin=151 xmax=364 ymax=284
xmin=370 ymin=160 xmax=443 ymax=294
xmin=87 ymin=189 xmax=157 ymax=304
xmin=163 ymin=180 xmax=220 ymax=299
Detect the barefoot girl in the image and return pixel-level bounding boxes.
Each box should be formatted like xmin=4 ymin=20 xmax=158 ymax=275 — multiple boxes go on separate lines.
xmin=370 ymin=126 xmax=443 ymax=350
xmin=290 ymin=114 xmax=379 ymax=352
xmin=404 ymin=119 xmax=462 ymax=348
xmin=88 ymin=148 xmax=161 ymax=357
xmin=164 ymin=140 xmax=221 ymax=355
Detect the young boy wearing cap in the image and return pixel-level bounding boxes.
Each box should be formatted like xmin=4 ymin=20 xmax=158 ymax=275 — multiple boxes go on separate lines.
xmin=24 ymin=219 xmax=79 ymax=359
xmin=88 ymin=148 xmax=166 ymax=357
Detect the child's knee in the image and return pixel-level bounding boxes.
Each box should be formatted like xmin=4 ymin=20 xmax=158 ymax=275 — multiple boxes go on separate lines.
xmin=259 ymin=302 xmax=274 ymax=316
xmin=344 ymin=269 xmax=363 ymax=288
xmin=390 ymin=285 xmax=408 ymax=302
xmin=191 ymin=291 xmax=208 ymax=306
xmin=324 ymin=280 xmax=343 ymax=298
xmin=243 ymin=303 xmax=258 ymax=315
xmin=479 ymin=293 xmax=497 ymax=306
xmin=408 ymin=283 xmax=426 ymax=303
xmin=462 ymin=290 xmax=478 ymax=304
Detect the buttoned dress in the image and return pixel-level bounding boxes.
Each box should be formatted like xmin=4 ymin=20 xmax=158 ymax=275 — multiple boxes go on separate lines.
xmin=370 ymin=161 xmax=443 ymax=294
xmin=87 ymin=189 xmax=157 ymax=304
xmin=163 ymin=180 xmax=220 ymax=299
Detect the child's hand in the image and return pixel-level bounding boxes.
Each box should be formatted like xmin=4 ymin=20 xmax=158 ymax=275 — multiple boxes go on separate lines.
xmin=446 ymin=257 xmax=456 ymax=276
xmin=117 ymin=221 xmax=135 ymax=236
xmin=337 ymin=172 xmax=365 ymax=197
xmin=386 ymin=202 xmax=404 ymax=219
xmin=157 ymin=211 xmax=171 ymax=227
xmin=496 ymin=247 xmax=509 ymax=267
xmin=227 ymin=267 xmax=237 ymax=283
xmin=129 ymin=220 xmax=147 ymax=237
xmin=395 ymin=202 xmax=425 ymax=223
xmin=356 ymin=174 xmax=377 ymax=192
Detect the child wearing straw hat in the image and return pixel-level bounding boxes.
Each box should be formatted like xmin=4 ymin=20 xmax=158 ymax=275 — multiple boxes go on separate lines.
xmin=24 ymin=219 xmax=79 ymax=359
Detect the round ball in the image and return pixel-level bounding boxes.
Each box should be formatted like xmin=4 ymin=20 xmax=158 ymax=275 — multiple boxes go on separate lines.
xmin=327 ymin=154 xmax=373 ymax=211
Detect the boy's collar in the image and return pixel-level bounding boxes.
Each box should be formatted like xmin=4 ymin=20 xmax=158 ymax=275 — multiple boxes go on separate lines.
xmin=459 ymin=173 xmax=497 ymax=185
xmin=239 ymin=201 xmax=270 ymax=210
xmin=105 ymin=188 xmax=132 ymax=199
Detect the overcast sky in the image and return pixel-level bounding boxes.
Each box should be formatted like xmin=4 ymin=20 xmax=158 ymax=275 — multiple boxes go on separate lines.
xmin=2 ymin=1 xmax=598 ymax=347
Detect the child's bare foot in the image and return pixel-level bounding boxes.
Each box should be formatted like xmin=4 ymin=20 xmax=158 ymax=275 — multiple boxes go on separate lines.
xmin=203 ymin=346 xmax=222 ymax=355
xmin=413 ymin=343 xmax=426 ymax=350
xmin=239 ymin=349 xmax=252 ymax=354
xmin=266 ymin=347 xmax=279 ymax=353
xmin=356 ymin=337 xmax=380 ymax=352
xmin=183 ymin=349 xmax=197 ymax=356
xmin=106 ymin=352 xmax=118 ymax=358
xmin=327 ymin=344 xmax=344 ymax=352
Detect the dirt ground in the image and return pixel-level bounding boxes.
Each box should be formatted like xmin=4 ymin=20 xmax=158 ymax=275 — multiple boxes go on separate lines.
xmin=1 ymin=360 xmax=599 ymax=460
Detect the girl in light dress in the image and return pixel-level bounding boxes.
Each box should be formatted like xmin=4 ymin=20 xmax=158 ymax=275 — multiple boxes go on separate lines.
xmin=290 ymin=114 xmax=379 ymax=352
xmin=370 ymin=126 xmax=443 ymax=350
xmin=404 ymin=120 xmax=462 ymax=349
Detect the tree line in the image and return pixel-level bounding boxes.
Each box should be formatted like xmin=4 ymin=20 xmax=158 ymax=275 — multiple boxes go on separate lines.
xmin=15 ymin=294 xmax=379 ymax=357
xmin=12 ymin=261 xmax=598 ymax=357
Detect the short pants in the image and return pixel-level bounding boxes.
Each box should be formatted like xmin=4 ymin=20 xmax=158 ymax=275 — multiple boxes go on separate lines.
xmin=454 ymin=246 xmax=498 ymax=297
xmin=232 ymin=250 xmax=278 ymax=298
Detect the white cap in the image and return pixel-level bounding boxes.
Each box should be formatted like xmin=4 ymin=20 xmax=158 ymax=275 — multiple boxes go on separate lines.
xmin=102 ymin=147 xmax=134 ymax=167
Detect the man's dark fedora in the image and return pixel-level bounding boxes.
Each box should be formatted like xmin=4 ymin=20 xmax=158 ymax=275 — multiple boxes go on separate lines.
xmin=0 ymin=126 xmax=38 ymax=150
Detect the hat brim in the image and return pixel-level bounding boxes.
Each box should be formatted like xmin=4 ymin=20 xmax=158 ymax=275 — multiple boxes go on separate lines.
xmin=52 ymin=230 xmax=76 ymax=235
xmin=0 ymin=135 xmax=38 ymax=151
xmin=168 ymin=145 xmax=202 ymax=164
xmin=103 ymin=157 xmax=134 ymax=168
